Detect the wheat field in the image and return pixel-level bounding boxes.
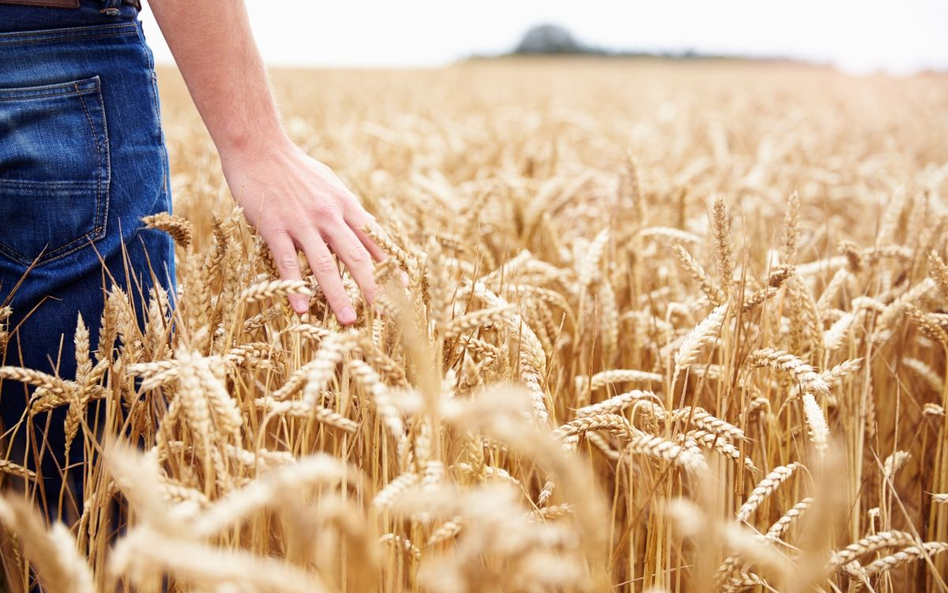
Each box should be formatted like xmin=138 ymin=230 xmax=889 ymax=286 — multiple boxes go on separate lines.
xmin=1 ymin=59 xmax=948 ymax=592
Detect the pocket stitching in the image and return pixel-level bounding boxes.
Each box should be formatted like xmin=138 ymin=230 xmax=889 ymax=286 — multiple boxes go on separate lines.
xmin=0 ymin=90 xmax=97 ymax=103
xmin=0 ymin=77 xmax=110 ymax=266
xmin=0 ymin=180 xmax=98 ymax=188
xmin=0 ymin=75 xmax=98 ymax=100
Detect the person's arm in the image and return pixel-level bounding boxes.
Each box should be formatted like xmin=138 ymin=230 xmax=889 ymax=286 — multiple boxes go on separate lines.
xmin=146 ymin=0 xmax=385 ymax=325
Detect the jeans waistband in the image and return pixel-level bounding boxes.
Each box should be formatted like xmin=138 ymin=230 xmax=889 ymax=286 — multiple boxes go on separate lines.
xmin=0 ymin=22 xmax=139 ymax=47
xmin=0 ymin=0 xmax=139 ymax=34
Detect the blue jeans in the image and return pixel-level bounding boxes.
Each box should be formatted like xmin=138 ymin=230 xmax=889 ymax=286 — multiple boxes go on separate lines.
xmin=0 ymin=0 xmax=175 ymax=520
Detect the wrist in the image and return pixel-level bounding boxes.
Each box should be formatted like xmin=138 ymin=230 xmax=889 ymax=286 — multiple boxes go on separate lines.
xmin=216 ymin=124 xmax=293 ymax=164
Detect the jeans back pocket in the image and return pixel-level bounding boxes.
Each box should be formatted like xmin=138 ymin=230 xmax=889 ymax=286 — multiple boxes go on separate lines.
xmin=0 ymin=75 xmax=109 ymax=266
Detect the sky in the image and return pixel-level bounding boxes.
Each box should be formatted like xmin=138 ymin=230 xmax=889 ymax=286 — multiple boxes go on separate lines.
xmin=140 ymin=0 xmax=948 ymax=75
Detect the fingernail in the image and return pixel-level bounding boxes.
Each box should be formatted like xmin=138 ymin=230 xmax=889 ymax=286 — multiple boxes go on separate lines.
xmin=400 ymin=271 xmax=409 ymax=287
xmin=339 ymin=306 xmax=357 ymax=324
xmin=291 ymin=296 xmax=309 ymax=315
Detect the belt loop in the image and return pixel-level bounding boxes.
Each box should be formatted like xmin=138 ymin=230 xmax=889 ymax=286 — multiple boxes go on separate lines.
xmin=100 ymin=0 xmax=121 ymax=14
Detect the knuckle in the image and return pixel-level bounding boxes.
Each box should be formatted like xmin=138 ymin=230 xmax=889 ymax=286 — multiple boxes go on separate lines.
xmin=324 ymin=286 xmax=350 ymax=308
xmin=312 ymin=202 xmax=342 ymax=223
xmin=264 ymin=228 xmax=290 ymax=244
xmin=313 ymin=252 xmax=338 ymax=274
xmin=363 ymin=282 xmax=378 ymax=302
xmin=347 ymin=245 xmax=371 ymax=265
xmin=330 ymin=290 xmax=350 ymax=305
xmin=345 ymin=192 xmax=364 ymax=208
xmin=349 ymin=206 xmax=373 ymax=225
xmin=310 ymin=200 xmax=332 ymax=215
xmin=276 ymin=253 xmax=300 ymax=272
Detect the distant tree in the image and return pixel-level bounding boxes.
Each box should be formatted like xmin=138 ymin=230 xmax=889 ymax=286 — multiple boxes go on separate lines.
xmin=514 ymin=24 xmax=584 ymax=55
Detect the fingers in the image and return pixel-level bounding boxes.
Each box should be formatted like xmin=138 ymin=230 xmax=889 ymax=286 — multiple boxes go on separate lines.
xmin=268 ymin=232 xmax=309 ymax=314
xmin=265 ymin=167 xmax=388 ymax=325
xmin=323 ymin=223 xmax=378 ymax=305
xmin=346 ymin=210 xmax=388 ymax=262
xmin=302 ymin=236 xmax=357 ymax=325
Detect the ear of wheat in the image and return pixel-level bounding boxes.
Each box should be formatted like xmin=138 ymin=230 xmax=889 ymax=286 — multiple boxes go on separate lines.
xmin=1 ymin=61 xmax=945 ymax=593
xmin=672 ymin=301 xmax=730 ymax=387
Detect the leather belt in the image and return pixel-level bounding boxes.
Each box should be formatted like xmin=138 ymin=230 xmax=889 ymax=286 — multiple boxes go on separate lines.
xmin=0 ymin=0 xmax=140 ymax=8
xmin=0 ymin=0 xmax=80 ymax=6
xmin=0 ymin=0 xmax=79 ymax=8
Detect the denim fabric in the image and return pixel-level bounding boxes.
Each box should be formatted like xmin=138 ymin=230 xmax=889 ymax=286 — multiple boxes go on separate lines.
xmin=0 ymin=0 xmax=175 ymax=520
xmin=0 ymin=0 xmax=139 ymax=34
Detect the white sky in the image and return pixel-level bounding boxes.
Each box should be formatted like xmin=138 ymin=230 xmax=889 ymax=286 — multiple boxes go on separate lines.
xmin=140 ymin=0 xmax=948 ymax=75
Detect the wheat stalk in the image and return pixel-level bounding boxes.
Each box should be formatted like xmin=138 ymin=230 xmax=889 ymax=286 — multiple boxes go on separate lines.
xmin=736 ymin=464 xmax=802 ymax=523
xmin=0 ymin=497 xmax=95 ymax=593
xmin=672 ymin=301 xmax=729 ymax=387
xmin=240 ymin=279 xmax=313 ymax=304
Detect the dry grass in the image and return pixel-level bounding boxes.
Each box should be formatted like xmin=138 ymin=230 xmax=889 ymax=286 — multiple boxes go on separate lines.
xmin=1 ymin=58 xmax=948 ymax=592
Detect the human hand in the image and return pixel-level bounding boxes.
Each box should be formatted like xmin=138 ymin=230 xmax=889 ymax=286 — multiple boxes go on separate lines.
xmin=220 ymin=136 xmax=386 ymax=324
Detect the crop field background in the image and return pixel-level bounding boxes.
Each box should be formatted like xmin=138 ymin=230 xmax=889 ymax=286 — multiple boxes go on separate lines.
xmin=2 ymin=59 xmax=948 ymax=592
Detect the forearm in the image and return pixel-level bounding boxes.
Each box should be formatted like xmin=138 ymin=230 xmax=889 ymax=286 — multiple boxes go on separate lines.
xmin=146 ymin=0 xmax=287 ymax=156
xmin=144 ymin=1 xmax=387 ymax=324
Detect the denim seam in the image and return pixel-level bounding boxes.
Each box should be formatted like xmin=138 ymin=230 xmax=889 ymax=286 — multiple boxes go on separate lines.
xmin=137 ymin=24 xmax=169 ymax=199
xmin=68 ymin=81 xmax=109 ymax=256
xmin=135 ymin=23 xmax=154 ymax=70
xmin=0 ymin=85 xmax=98 ymax=101
xmin=0 ymin=90 xmax=96 ymax=102
xmin=0 ymin=27 xmax=138 ymax=47
xmin=0 ymin=180 xmax=98 ymax=188
xmin=0 ymin=226 xmax=105 ymax=265
xmin=96 ymin=79 xmax=112 ymax=245
xmin=0 ymin=79 xmax=110 ymax=267
xmin=0 ymin=33 xmax=136 ymax=48
xmin=0 ymin=22 xmax=136 ymax=40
